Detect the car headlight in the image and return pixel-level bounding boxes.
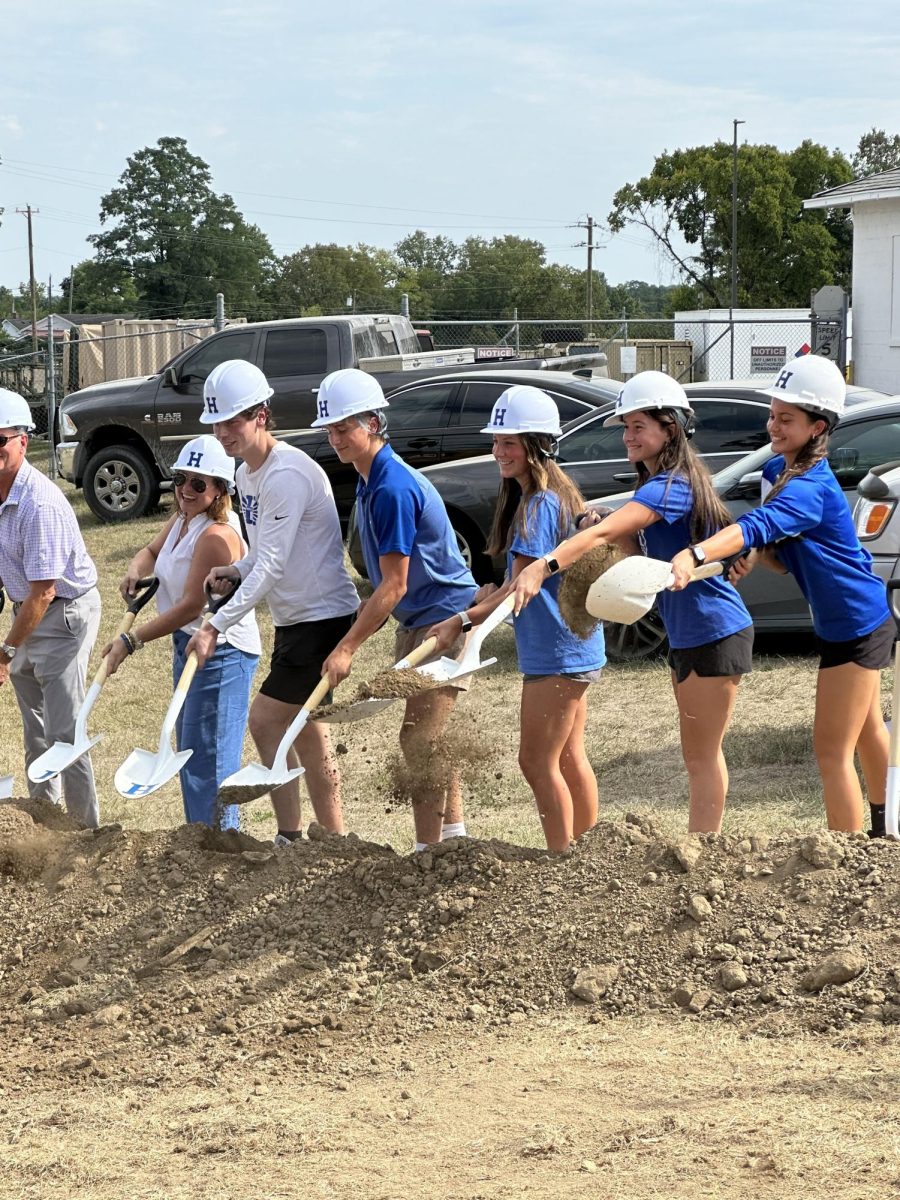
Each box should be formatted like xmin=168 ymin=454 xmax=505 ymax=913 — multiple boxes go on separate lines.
xmin=854 ymin=497 xmax=896 ymax=539
xmin=59 ymin=411 xmax=78 ymax=438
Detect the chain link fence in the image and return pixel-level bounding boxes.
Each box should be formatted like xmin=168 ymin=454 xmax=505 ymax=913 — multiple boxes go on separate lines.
xmin=418 ymin=317 xmax=827 ymax=384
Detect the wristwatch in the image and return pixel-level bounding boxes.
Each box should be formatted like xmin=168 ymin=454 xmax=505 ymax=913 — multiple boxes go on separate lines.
xmin=457 ymin=611 xmax=473 ymax=633
xmin=543 ymin=555 xmax=562 ymax=575
xmin=0 ymin=641 xmax=17 ymax=663
xmin=689 ymin=545 xmax=707 ymax=566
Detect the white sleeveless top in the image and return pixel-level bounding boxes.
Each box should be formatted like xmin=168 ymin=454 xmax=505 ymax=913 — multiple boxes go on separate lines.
xmin=155 ymin=512 xmax=262 ymax=655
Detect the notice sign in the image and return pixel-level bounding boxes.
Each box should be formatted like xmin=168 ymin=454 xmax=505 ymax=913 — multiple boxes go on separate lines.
xmin=750 ymin=345 xmax=787 ymax=374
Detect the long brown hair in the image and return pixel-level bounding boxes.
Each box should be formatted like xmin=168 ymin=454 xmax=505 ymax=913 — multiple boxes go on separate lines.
xmin=633 ymin=410 xmax=732 ymax=543
xmin=765 ymin=415 xmax=829 ymax=503
xmin=486 ymin=433 xmax=586 ymax=556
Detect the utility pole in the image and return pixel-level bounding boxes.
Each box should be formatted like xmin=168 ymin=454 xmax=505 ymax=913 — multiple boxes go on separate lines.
xmin=67 ymin=265 xmax=74 ymax=315
xmin=574 ymin=215 xmax=598 ymax=324
xmin=16 ymin=206 xmax=40 ymax=353
xmin=730 ymin=120 xmax=745 ymax=377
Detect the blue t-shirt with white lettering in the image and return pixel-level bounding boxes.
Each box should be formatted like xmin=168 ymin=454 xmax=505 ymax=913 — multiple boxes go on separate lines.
xmin=509 ymin=491 xmax=606 ymax=675
xmin=356 ymin=444 xmax=477 ymax=629
xmin=737 ymin=456 xmax=889 ymax=642
xmin=633 ymin=473 xmax=752 ymax=650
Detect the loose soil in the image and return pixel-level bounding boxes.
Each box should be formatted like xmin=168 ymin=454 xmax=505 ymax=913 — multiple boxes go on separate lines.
xmin=558 ymin=543 xmax=625 ymax=638
xmin=315 ymin=667 xmax=438 ymax=720
xmin=2 ymin=798 xmax=899 ymax=1196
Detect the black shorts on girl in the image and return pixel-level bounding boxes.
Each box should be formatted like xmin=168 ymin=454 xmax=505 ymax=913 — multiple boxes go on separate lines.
xmin=667 ymin=626 xmax=754 ymax=684
xmin=260 ymin=612 xmax=356 ymax=704
xmin=816 ymin=614 xmax=894 ymax=671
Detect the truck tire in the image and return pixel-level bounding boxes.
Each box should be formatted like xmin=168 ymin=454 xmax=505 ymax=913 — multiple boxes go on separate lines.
xmin=83 ymin=445 xmax=160 ymax=523
xmin=450 ymin=518 xmax=495 ymax=586
xmin=603 ymin=607 xmax=668 ymax=662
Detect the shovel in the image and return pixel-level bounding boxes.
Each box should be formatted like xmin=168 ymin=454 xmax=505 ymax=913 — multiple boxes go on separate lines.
xmin=217 ymin=673 xmax=336 ymax=806
xmin=26 ymin=577 xmax=160 ymax=784
xmin=114 ymin=584 xmax=234 ymax=800
xmin=585 ymin=556 xmax=723 ymax=624
xmin=0 ymin=774 xmax=13 ymax=800
xmin=317 ymin=594 xmax=516 ymax=725
xmin=884 ymin=580 xmax=900 ymax=841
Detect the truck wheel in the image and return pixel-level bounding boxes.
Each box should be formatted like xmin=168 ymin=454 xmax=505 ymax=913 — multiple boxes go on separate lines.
xmin=603 ymin=607 xmax=669 ymax=662
xmin=83 ymin=445 xmax=160 ymax=523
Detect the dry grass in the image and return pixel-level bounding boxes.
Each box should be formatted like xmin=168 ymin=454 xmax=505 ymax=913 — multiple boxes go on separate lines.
xmin=2 ymin=446 xmax=886 ymax=849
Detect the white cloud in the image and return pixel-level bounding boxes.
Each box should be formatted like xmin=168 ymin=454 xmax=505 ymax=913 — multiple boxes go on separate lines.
xmin=1 ymin=115 xmax=23 ymax=137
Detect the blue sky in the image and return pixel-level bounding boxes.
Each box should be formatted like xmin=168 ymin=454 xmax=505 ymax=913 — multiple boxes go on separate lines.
xmin=2 ymin=0 xmax=899 ymax=306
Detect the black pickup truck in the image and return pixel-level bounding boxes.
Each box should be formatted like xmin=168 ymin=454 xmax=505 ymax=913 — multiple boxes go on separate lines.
xmin=57 ymin=313 xmax=589 ymax=523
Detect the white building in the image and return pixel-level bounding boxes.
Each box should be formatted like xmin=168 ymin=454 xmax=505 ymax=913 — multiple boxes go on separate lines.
xmin=804 ymin=168 xmax=900 ymax=393
xmin=673 ymin=308 xmax=822 ymax=381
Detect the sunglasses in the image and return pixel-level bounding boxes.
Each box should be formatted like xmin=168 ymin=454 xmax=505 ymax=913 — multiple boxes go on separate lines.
xmin=172 ymin=472 xmax=211 ymax=493
xmin=0 ymin=433 xmax=25 ymax=448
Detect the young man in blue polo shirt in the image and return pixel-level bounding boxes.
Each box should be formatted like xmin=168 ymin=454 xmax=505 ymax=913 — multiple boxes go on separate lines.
xmin=314 ymin=369 xmax=479 ymax=850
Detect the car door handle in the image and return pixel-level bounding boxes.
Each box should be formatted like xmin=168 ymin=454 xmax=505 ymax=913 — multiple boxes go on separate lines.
xmin=613 ymin=472 xmax=638 ymax=482
xmin=407 ymin=438 xmax=439 ymax=449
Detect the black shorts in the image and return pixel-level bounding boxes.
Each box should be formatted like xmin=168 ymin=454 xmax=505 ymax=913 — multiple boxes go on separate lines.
xmin=259 ymin=612 xmax=356 ymax=704
xmin=816 ymin=615 xmax=895 ymax=671
xmin=667 ymin=626 xmax=754 ymax=684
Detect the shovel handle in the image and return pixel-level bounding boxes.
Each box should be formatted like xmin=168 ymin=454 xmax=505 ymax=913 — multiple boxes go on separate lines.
xmin=303 ymin=674 xmax=335 ymax=713
xmin=92 ymin=578 xmax=161 ymax=689
xmin=395 ymin=635 xmax=439 ymax=671
xmin=687 ymin=562 xmax=724 ymax=583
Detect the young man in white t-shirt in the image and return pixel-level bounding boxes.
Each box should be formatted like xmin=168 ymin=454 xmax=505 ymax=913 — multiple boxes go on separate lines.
xmin=186 ymin=360 xmax=359 ymax=844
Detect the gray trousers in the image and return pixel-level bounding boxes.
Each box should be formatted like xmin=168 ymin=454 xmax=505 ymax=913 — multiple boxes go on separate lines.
xmin=10 ymin=589 xmax=102 ymax=828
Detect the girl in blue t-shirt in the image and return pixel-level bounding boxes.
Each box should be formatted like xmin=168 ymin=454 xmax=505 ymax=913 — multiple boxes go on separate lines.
xmin=513 ymin=371 xmax=753 ymax=834
xmin=670 ymin=355 xmax=891 ymax=836
xmin=428 ymin=385 xmax=605 ymax=852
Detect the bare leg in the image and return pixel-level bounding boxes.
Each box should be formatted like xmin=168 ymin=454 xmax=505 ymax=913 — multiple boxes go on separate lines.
xmin=672 ymin=671 xmax=741 ymax=834
xmin=400 ymin=686 xmax=461 ymax=846
xmin=558 ymin=689 xmax=598 ymax=838
xmin=814 ymin=663 xmax=882 ymax=831
xmin=518 ymin=677 xmax=590 ymax=852
xmin=854 ymin=680 xmax=889 ymax=805
xmin=248 ymin=692 xmax=343 ymax=834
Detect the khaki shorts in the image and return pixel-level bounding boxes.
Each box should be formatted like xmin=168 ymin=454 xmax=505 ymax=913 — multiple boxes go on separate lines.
xmin=394 ymin=623 xmax=473 ymax=693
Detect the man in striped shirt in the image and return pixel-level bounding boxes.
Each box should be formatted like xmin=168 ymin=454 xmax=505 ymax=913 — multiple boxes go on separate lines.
xmin=0 ymin=389 xmax=102 ymax=827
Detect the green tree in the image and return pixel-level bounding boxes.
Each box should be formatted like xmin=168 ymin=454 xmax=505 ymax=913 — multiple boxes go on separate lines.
xmin=609 ymin=139 xmax=853 ymax=308
xmin=90 ymin=137 xmax=274 ymax=318
xmin=268 ymin=243 xmax=400 ymax=316
xmin=852 ymin=128 xmax=900 ymax=177
xmin=58 ymin=259 xmax=139 ymax=313
xmin=437 ymin=236 xmax=549 ymax=318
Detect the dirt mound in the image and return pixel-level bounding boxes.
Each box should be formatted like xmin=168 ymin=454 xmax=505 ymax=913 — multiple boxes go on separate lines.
xmin=0 ymin=803 xmax=35 ymax=841
xmin=0 ymin=816 xmax=897 ymax=1084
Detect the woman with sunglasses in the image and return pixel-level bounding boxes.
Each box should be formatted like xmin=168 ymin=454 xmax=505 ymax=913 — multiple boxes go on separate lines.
xmin=103 ymin=436 xmax=260 ymax=829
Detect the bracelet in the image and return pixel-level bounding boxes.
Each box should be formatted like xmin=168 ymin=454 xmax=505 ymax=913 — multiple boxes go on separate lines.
xmin=119 ymin=632 xmax=135 ymax=656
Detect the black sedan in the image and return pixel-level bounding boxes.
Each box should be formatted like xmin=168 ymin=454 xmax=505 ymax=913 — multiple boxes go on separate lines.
xmin=286 ymin=368 xmax=622 ymax=526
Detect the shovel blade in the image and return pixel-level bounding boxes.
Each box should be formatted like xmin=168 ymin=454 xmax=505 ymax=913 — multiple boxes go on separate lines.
xmin=114 ymin=747 xmax=194 ymax=799
xmin=585 ymin=558 xmax=675 ymax=623
xmin=217 ymin=762 xmax=304 ymax=805
xmin=417 ymin=654 xmax=498 ymax=684
xmin=314 ymin=697 xmax=398 ymax=725
xmin=0 ymin=775 xmax=13 ymax=800
xmin=27 ymin=735 xmax=102 ymax=783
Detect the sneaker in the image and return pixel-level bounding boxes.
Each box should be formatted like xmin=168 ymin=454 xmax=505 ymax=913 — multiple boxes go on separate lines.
xmin=273 ymin=832 xmax=303 ymax=849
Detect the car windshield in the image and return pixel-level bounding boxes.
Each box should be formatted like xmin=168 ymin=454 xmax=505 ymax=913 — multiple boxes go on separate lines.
xmin=711 ymin=443 xmax=775 ymax=489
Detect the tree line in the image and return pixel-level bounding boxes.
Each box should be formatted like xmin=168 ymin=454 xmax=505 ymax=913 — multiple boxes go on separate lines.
xmin=2 ymin=129 xmax=898 ymax=327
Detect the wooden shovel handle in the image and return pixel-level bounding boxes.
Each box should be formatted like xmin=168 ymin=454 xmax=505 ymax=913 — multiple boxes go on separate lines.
xmin=396 ymin=635 xmax=439 ymax=671
xmin=687 ymin=562 xmax=724 ymax=582
xmin=303 ymin=674 xmax=335 ymax=714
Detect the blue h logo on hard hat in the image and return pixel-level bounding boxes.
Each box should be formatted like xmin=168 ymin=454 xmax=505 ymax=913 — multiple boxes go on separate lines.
xmin=318 ymin=399 xmax=329 ymax=421
xmin=774 ymin=370 xmax=793 ymax=390
xmin=206 ymin=395 xmax=218 ymax=414
xmin=493 ymin=407 xmax=506 ymax=427
xmin=187 ymin=451 xmax=202 ymax=468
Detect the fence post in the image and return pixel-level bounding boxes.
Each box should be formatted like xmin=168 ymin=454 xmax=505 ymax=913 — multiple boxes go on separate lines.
xmin=46 ymin=315 xmax=57 ymax=480
xmin=513 ymin=307 xmax=520 ymax=357
xmin=215 ymin=293 xmax=225 ymax=332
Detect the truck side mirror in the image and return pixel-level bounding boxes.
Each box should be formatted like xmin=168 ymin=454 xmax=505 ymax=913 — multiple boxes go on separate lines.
xmin=163 ymin=366 xmax=180 ymax=389
xmin=727 ymin=470 xmax=763 ymax=501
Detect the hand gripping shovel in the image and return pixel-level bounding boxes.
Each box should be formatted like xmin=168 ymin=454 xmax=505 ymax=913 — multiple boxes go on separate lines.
xmin=114 ymin=584 xmax=233 ymax=800
xmin=317 ymin=594 xmax=516 ymax=725
xmin=217 ymin=673 xmax=336 ymax=806
xmin=27 ymin=577 xmax=160 ymax=784
xmin=884 ymin=580 xmax=900 ymax=840
xmin=585 ymin=556 xmax=723 ymax=624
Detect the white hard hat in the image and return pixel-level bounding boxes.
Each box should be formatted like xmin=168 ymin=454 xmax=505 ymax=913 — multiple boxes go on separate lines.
xmin=173 ymin=435 xmax=237 ymax=493
xmin=603 ymin=370 xmax=694 ymax=427
xmin=310 ymin=368 xmax=388 ymax=428
xmin=762 ymin=353 xmax=845 ymax=422
xmin=481 ymin=385 xmax=563 ymax=437
xmin=0 ymin=388 xmax=36 ymax=432
xmin=199 ymin=360 xmax=274 ymax=424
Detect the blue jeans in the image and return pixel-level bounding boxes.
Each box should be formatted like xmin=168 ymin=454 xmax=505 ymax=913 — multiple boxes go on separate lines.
xmin=172 ymin=630 xmax=259 ymax=830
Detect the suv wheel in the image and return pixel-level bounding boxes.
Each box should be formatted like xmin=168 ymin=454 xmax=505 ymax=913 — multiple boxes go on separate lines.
xmin=452 ymin=520 xmax=494 ymax=586
xmin=603 ymin=607 xmax=668 ymax=662
xmin=83 ymin=445 xmax=160 ymax=523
